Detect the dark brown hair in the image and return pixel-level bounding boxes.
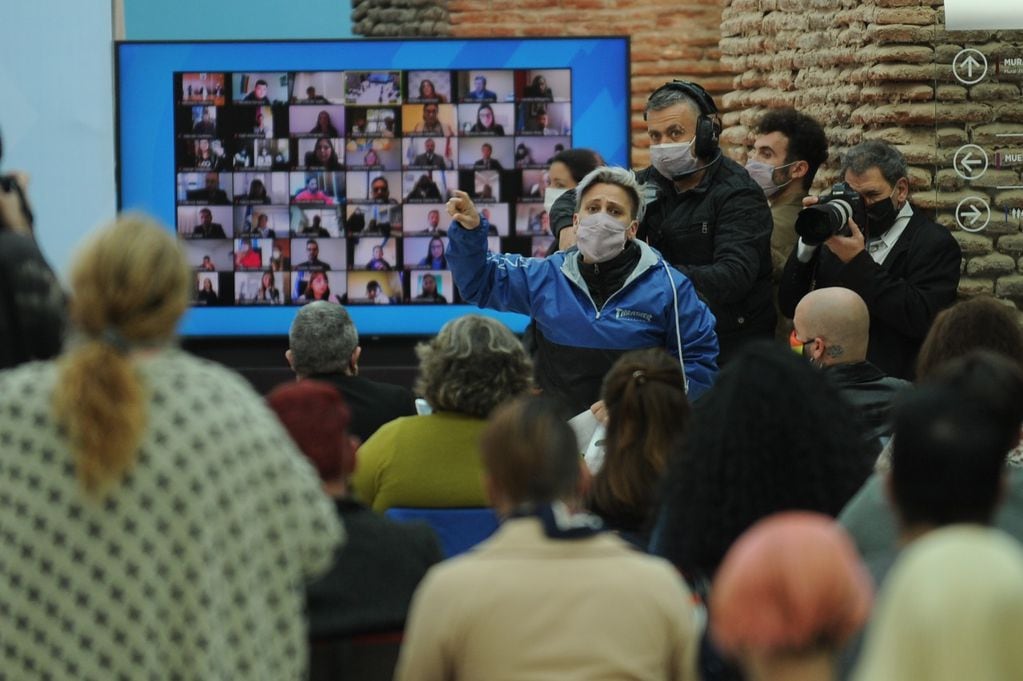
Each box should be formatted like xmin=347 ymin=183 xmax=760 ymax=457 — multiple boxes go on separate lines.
xmin=915 ymin=296 xmax=1023 ymax=379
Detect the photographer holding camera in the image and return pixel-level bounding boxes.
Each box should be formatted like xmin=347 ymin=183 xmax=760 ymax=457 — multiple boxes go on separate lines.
xmin=778 ymin=140 xmax=961 ymax=379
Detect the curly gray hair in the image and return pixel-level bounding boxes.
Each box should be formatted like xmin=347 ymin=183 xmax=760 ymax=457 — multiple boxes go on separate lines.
xmin=841 ymin=140 xmax=908 ymax=188
xmin=415 ymin=314 xmax=533 ymax=418
xmin=288 ymin=301 xmax=359 ymax=376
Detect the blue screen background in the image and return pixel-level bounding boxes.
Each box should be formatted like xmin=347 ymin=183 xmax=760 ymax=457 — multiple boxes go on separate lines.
xmin=117 ymin=37 xmax=630 ymax=336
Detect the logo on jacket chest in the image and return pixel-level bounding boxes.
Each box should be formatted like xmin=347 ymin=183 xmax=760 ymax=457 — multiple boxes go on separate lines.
xmin=614 ymin=308 xmax=654 ymax=322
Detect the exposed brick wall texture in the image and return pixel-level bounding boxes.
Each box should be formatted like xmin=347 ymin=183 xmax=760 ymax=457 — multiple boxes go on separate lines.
xmin=720 ymin=0 xmax=1023 ymax=312
xmin=444 ymin=0 xmax=731 ymax=168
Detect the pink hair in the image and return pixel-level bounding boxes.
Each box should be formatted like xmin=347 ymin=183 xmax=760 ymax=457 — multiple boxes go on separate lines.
xmin=710 ymin=511 xmax=873 ymax=655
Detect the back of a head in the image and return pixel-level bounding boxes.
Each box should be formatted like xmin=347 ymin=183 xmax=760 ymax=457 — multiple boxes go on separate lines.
xmin=711 ymin=511 xmax=872 ymax=658
xmin=853 ymin=526 xmax=1023 ymax=681
xmin=288 ymin=301 xmax=358 ymax=376
xmin=892 ymin=351 xmax=1023 ymax=528
xmin=550 ymin=148 xmax=602 ymax=184
xmin=415 ymin=314 xmax=532 ymax=418
xmin=794 ymin=287 xmax=869 ymax=363
xmin=656 ymin=341 xmax=874 ymax=577
xmin=481 ymin=396 xmax=579 ymax=508
xmin=590 ymin=348 xmax=689 ymax=527
xmin=266 ymin=379 xmax=354 ymax=483
xmin=54 ymin=214 xmax=191 ymax=494
xmin=915 ymin=296 xmax=1023 ymax=380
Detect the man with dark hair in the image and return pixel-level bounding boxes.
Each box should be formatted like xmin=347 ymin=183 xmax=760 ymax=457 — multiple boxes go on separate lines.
xmin=286 ymin=301 xmax=415 ymax=442
xmin=749 ymin=109 xmax=829 ymax=277
xmin=411 ymin=138 xmax=447 ymax=170
xmin=466 ymin=75 xmax=496 ymax=102
xmin=243 ymin=79 xmax=270 ymax=104
xmin=294 ymin=239 xmax=332 ymax=271
xmin=472 ymin=142 xmax=503 ymax=171
xmin=192 ymin=208 xmax=226 ymax=238
xmin=778 ymin=139 xmax=962 ymax=379
xmin=396 ymin=397 xmax=700 ymax=681
xmin=837 ymin=351 xmax=1023 ymax=678
xmin=792 ymin=287 xmax=909 ymax=455
xmin=186 ymin=172 xmax=230 ymax=204
xmin=638 ymin=80 xmax=775 ymax=365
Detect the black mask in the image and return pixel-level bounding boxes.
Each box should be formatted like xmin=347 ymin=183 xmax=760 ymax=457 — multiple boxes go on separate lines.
xmin=865 ymin=193 xmax=898 ymax=237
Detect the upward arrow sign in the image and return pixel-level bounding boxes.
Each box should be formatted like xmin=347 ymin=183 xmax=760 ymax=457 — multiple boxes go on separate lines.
xmin=962 ymin=55 xmax=982 ymax=78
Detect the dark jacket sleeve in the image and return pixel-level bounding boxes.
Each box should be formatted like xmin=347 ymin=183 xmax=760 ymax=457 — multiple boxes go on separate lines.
xmin=0 ymin=232 xmax=67 ymax=369
xmin=777 ymin=247 xmax=816 ymax=318
xmin=679 ymin=184 xmax=773 ymax=307
xmin=833 ymin=219 xmax=962 ymax=339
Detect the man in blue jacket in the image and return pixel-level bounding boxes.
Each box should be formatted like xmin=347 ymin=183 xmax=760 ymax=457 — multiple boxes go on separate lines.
xmin=446 ymin=166 xmax=719 ymax=414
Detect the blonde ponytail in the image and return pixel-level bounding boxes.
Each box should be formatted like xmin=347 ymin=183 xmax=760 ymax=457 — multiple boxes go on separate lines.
xmin=52 ymin=214 xmax=190 ymax=495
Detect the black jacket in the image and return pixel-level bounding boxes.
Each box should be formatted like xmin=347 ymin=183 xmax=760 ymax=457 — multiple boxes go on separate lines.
xmin=824 ymin=361 xmax=910 ymax=454
xmin=778 ymin=211 xmax=962 ymax=379
xmin=0 ymin=231 xmax=66 ymax=370
xmin=637 ymin=156 xmax=775 ymax=363
xmin=308 ymin=372 xmax=416 ymax=443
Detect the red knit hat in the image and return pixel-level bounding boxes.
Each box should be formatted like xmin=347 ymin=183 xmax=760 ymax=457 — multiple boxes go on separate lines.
xmin=266 ymin=379 xmax=355 ymax=482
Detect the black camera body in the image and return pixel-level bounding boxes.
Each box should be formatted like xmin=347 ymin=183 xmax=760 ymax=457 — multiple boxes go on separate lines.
xmin=794 ymin=182 xmax=867 ymax=246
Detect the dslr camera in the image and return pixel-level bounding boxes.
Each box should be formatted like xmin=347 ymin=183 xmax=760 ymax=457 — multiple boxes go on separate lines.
xmin=794 ymin=182 xmax=866 ymax=246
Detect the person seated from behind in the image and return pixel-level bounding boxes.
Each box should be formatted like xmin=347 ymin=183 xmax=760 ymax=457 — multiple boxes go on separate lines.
xmin=352 ymin=315 xmax=533 ymax=512
xmin=266 ymin=380 xmax=442 ymax=650
xmin=306 ymin=137 xmax=341 ymax=170
xmin=395 ymin=396 xmax=701 ymax=681
xmin=852 ymin=526 xmax=1023 ymax=681
xmin=586 ymin=348 xmax=690 ymax=547
xmin=792 ymin=287 xmax=909 ymax=456
xmin=712 ymin=512 xmax=872 ymax=681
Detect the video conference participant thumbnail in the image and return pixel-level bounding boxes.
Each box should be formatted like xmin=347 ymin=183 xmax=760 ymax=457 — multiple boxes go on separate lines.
xmin=294 ymin=270 xmax=347 ymax=305
xmin=179 ymin=72 xmax=227 ymax=105
xmin=406 ymin=70 xmax=453 ymax=103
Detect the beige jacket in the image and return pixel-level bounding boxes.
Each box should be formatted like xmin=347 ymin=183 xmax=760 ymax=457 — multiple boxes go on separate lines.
xmin=395 ymin=517 xmax=700 ymax=681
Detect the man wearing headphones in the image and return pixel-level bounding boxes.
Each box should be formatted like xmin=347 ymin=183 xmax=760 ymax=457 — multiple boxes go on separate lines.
xmin=637 ymin=80 xmax=776 ymax=365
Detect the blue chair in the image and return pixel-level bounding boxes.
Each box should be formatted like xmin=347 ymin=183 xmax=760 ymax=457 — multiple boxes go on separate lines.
xmin=384 ymin=507 xmax=499 ymax=558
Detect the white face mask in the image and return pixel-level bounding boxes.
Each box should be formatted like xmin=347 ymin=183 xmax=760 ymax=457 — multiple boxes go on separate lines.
xmin=649 ymin=141 xmax=700 ymax=181
xmin=575 ymin=212 xmax=629 ymax=263
xmin=745 ymin=159 xmax=796 ymax=197
xmin=543 ymin=187 xmax=569 ymax=214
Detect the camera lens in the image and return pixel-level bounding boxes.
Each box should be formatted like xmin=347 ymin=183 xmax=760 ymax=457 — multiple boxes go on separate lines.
xmin=795 ymin=200 xmax=853 ymax=246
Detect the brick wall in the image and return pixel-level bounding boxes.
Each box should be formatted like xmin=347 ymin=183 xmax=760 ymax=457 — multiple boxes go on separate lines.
xmin=720 ymin=0 xmax=1023 ymax=311
xmin=443 ymin=0 xmax=730 ymax=167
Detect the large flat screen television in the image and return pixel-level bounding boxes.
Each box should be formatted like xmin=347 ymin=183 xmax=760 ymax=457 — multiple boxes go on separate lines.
xmin=115 ymin=37 xmax=631 ymax=336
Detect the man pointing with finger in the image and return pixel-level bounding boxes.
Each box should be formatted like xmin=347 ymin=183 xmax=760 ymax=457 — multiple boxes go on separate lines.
xmin=446 ymin=166 xmax=719 ymax=414
xmin=778 ymin=140 xmax=961 ymax=379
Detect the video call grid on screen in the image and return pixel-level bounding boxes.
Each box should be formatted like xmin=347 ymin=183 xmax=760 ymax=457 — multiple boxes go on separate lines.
xmin=116 ymin=38 xmax=631 ymax=335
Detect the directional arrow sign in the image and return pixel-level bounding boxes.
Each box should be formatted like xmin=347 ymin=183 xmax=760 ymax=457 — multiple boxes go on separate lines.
xmin=955 ymin=196 xmax=991 ymax=233
xmin=953 ymin=144 xmax=989 ymax=180
xmin=953 ymin=48 xmax=988 ymax=85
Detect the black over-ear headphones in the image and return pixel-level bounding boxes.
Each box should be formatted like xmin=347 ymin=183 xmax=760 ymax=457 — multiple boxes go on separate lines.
xmin=644 ymin=80 xmax=721 ymax=159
